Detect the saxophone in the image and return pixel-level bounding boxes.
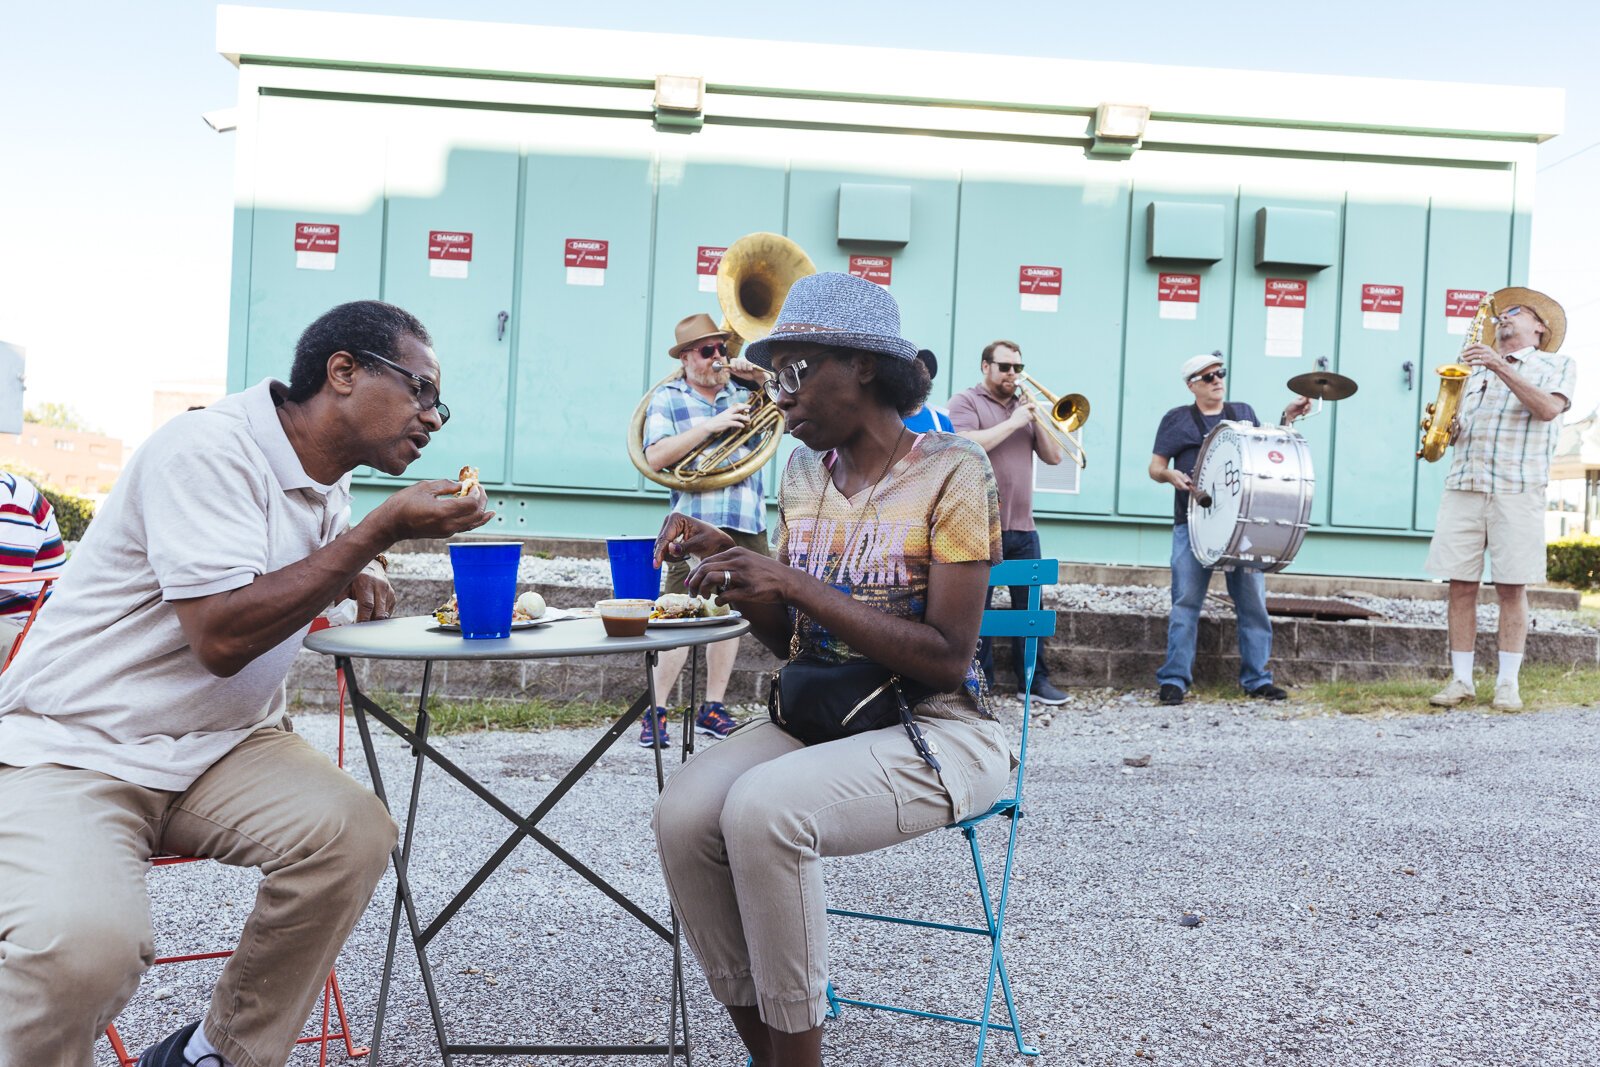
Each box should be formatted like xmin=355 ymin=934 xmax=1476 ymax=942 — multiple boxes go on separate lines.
xmin=1416 ymin=294 xmax=1494 ymax=462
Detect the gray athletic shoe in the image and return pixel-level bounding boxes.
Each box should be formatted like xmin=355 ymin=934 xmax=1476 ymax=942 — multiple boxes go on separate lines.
xmin=1428 ymin=678 xmax=1476 ymax=707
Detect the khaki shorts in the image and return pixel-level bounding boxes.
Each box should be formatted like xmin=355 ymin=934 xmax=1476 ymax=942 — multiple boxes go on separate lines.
xmin=1424 ymin=488 xmax=1546 ymax=585
xmin=662 ymin=526 xmax=772 ymax=594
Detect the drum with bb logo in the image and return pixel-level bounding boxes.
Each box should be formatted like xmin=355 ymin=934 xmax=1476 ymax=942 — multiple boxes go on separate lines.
xmin=1186 ymin=421 xmax=1314 ymax=572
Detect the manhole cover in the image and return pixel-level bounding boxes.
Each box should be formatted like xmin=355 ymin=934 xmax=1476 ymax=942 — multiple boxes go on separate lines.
xmin=1264 ymin=595 xmax=1380 ymax=621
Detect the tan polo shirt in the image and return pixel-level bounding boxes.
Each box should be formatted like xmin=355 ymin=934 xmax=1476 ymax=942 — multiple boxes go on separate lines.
xmin=948 ymin=384 xmax=1038 ymax=532
xmin=0 ymin=380 xmax=352 ymax=791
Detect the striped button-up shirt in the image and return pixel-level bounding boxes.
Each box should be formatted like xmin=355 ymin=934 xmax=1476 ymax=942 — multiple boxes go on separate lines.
xmin=1445 ymin=347 xmax=1577 ymax=494
xmin=0 ymin=473 xmax=65 ymax=618
xmin=643 ymin=376 xmax=767 ymax=533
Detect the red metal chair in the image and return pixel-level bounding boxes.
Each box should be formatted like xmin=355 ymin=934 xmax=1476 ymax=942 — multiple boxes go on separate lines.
xmin=101 ymin=621 xmax=369 ymax=1066
xmin=1 ymin=573 xmax=57 ymax=672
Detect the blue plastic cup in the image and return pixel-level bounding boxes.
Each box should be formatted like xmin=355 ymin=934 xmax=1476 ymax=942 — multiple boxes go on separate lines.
xmin=606 ymin=536 xmax=662 ymax=600
xmin=447 ymin=542 xmax=523 ymax=639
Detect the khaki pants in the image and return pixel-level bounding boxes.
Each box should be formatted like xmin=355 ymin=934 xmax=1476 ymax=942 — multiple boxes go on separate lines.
xmin=0 ymin=727 xmax=397 ymax=1067
xmin=652 ymin=709 xmax=1009 ymax=1032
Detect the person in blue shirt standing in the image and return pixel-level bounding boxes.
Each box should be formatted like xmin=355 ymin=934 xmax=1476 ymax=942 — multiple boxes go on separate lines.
xmin=902 ymin=349 xmax=954 ymax=433
xmin=641 ymin=312 xmax=773 ymax=746
xmin=1148 ymin=351 xmax=1310 ymax=706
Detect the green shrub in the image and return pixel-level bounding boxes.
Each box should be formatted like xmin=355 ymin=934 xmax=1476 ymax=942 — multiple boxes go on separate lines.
xmin=1547 ymin=534 xmax=1600 ymax=591
xmin=41 ymin=486 xmax=95 ymax=542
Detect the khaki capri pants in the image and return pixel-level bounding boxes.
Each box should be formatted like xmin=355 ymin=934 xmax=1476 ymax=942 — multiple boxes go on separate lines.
xmin=652 ymin=697 xmax=1010 ymax=1033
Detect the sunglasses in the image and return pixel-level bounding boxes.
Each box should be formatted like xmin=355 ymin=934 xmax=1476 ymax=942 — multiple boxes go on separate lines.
xmin=988 ymin=361 xmax=1025 ymax=373
xmin=1188 ymin=368 xmax=1227 ymax=384
xmin=357 ymin=350 xmax=450 ymax=424
xmin=693 ymin=342 xmax=728 ymax=360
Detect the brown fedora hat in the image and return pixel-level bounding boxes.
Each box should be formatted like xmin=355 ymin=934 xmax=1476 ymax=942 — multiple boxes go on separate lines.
xmin=1492 ymin=286 xmax=1566 ymax=352
xmin=667 ymin=313 xmax=730 ymax=358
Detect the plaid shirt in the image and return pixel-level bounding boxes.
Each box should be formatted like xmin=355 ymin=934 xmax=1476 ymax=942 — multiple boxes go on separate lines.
xmin=643 ymin=376 xmax=767 ymax=533
xmin=1446 ymin=347 xmax=1577 ymax=494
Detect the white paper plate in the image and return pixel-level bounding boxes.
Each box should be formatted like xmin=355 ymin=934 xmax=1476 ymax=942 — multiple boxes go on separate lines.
xmin=436 ymin=608 xmax=575 ymax=631
xmin=647 ymin=611 xmax=743 ymax=628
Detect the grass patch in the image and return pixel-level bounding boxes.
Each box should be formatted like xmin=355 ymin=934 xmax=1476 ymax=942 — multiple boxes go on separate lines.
xmin=1246 ymin=663 xmax=1600 ymax=716
xmin=302 ymin=690 xmax=626 ymax=735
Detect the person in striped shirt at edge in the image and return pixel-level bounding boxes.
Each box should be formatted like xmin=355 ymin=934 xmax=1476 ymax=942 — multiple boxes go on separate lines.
xmin=0 ymin=471 xmax=65 ymax=663
xmin=1425 ymin=287 xmax=1575 ymax=712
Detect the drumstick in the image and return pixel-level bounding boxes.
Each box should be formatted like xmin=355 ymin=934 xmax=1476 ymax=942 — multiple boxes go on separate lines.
xmin=1193 ymin=489 xmax=1213 ymax=508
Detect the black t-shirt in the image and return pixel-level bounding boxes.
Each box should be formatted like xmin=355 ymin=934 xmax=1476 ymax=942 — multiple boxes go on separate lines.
xmin=1152 ymin=402 xmax=1260 ymax=524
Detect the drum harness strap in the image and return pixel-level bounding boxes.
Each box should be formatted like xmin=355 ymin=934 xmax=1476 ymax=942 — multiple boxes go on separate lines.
xmin=1186 ymin=403 xmax=1243 ymax=482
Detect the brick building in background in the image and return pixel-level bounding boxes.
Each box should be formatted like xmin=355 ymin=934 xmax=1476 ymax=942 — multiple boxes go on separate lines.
xmin=0 ymin=423 xmax=126 ymax=504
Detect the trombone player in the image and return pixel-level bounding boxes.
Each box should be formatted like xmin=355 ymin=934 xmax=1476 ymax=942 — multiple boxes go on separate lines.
xmin=950 ymin=339 xmax=1070 ymax=705
xmin=640 ymin=312 xmax=774 ymax=746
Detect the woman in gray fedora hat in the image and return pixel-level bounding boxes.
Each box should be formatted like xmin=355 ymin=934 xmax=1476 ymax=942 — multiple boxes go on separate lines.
xmin=650 ymin=272 xmax=1012 ymax=1065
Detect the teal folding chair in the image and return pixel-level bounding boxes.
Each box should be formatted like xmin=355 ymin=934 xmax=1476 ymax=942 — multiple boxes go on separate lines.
xmin=825 ymin=557 xmax=1058 ymax=1064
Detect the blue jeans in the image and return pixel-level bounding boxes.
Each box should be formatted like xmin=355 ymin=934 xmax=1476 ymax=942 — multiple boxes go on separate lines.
xmin=1158 ymin=524 xmax=1274 ymax=692
xmin=977 ymin=529 xmax=1052 ymax=690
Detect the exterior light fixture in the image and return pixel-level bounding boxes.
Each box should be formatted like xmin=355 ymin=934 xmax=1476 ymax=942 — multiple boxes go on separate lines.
xmin=1089 ymin=103 xmax=1150 ymax=159
xmin=201 ymin=108 xmax=238 ymax=133
xmin=654 ymin=74 xmax=705 ymax=130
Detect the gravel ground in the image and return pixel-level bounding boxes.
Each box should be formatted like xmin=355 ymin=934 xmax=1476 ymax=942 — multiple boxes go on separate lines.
xmin=104 ymin=698 xmax=1600 ymax=1066
xmin=388 ymin=552 xmax=1600 ymax=635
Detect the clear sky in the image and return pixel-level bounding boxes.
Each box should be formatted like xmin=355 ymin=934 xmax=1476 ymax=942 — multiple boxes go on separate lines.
xmin=3 ymin=0 xmax=1596 ymax=447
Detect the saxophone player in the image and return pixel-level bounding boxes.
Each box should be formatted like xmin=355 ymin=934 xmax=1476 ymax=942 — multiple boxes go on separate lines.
xmin=1425 ymin=287 xmax=1574 ymax=711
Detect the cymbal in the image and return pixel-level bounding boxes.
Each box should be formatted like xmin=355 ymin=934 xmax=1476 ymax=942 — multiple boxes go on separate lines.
xmin=1287 ymin=371 xmax=1359 ymax=401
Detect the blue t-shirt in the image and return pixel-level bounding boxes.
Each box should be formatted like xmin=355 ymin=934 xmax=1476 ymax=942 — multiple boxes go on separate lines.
xmin=902 ymin=406 xmax=954 ymax=434
xmin=1152 ymin=402 xmax=1259 ymax=524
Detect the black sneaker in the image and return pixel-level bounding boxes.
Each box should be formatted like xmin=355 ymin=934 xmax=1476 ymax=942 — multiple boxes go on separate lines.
xmin=137 ymin=1022 xmax=223 ymax=1067
xmin=1248 ymin=683 xmax=1289 ymax=701
xmin=1158 ymin=684 xmax=1184 ymax=706
xmin=1028 ymin=678 xmax=1069 ymax=706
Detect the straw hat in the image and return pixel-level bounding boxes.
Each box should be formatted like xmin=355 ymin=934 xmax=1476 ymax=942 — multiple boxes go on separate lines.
xmin=1492 ymin=287 xmax=1565 ymax=352
xmin=743 ymin=273 xmax=919 ymax=370
xmin=667 ymin=313 xmax=729 ymax=358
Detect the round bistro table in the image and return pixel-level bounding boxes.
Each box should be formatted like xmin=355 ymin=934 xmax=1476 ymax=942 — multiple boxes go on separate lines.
xmin=304 ymin=613 xmax=752 ymax=1066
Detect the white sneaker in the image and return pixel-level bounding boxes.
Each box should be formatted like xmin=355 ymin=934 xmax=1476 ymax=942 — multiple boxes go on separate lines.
xmin=1492 ymin=681 xmax=1523 ymax=712
xmin=1428 ymin=678 xmax=1476 ymax=707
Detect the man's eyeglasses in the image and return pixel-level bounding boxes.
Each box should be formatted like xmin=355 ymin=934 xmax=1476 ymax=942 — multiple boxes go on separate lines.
xmin=1187 ymin=368 xmax=1227 ymax=385
xmin=762 ymin=360 xmax=811 ymax=403
xmin=357 ymin=350 xmax=450 ymax=424
xmin=988 ymin=360 xmax=1024 ymax=373
xmin=693 ymin=342 xmax=728 ymax=360
xmin=1497 ymin=306 xmax=1524 ymax=320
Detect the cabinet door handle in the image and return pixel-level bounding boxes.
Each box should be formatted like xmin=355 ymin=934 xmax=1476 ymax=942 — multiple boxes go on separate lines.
xmin=497 ymin=310 xmax=509 ymax=342
xmin=1402 ymin=360 xmax=1415 ymax=391
xmin=1315 ymin=356 xmax=1330 ymax=371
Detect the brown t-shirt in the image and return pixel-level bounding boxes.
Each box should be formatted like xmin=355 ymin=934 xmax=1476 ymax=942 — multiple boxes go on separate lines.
xmin=776 ymin=432 xmax=1002 ymax=715
xmin=948 ymin=384 xmax=1038 ymax=531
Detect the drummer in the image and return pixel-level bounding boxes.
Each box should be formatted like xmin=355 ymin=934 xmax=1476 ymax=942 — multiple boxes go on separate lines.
xmin=1147 ymin=351 xmax=1312 ymax=706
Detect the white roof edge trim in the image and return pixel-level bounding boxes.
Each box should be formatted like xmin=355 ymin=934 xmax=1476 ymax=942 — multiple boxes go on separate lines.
xmin=214 ymin=5 xmax=1564 ymax=141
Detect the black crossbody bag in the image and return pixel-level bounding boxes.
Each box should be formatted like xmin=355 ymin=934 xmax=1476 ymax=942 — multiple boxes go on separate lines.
xmin=767 ymin=658 xmax=942 ymax=770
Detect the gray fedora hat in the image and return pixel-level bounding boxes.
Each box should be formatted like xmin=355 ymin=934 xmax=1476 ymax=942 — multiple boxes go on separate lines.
xmin=743 ymin=272 xmax=920 ymax=370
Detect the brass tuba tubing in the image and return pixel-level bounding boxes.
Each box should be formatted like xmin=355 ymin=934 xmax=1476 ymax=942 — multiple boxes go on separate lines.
xmin=1019 ymin=372 xmax=1090 ymax=469
xmin=625 ymin=232 xmax=817 ymax=492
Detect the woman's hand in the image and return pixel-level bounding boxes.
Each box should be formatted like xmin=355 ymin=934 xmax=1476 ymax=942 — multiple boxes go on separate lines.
xmin=688 ymin=548 xmax=793 ymax=605
xmin=652 ymin=514 xmax=734 ymax=568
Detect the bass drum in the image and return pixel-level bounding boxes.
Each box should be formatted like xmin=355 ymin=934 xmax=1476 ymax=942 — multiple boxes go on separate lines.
xmin=1187 ymin=421 xmax=1314 ymax=572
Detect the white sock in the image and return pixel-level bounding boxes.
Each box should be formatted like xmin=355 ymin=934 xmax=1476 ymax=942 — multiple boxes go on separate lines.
xmin=184 ymin=1026 xmax=235 ymax=1067
xmin=1450 ymin=651 xmax=1474 ymax=686
xmin=1497 ymin=651 xmax=1523 ymax=687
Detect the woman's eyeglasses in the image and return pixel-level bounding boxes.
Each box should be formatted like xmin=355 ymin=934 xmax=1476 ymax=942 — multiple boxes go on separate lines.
xmin=1188 ymin=368 xmax=1227 ymax=385
xmin=762 ymin=360 xmax=811 ymax=403
xmin=357 ymin=350 xmax=450 ymax=424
